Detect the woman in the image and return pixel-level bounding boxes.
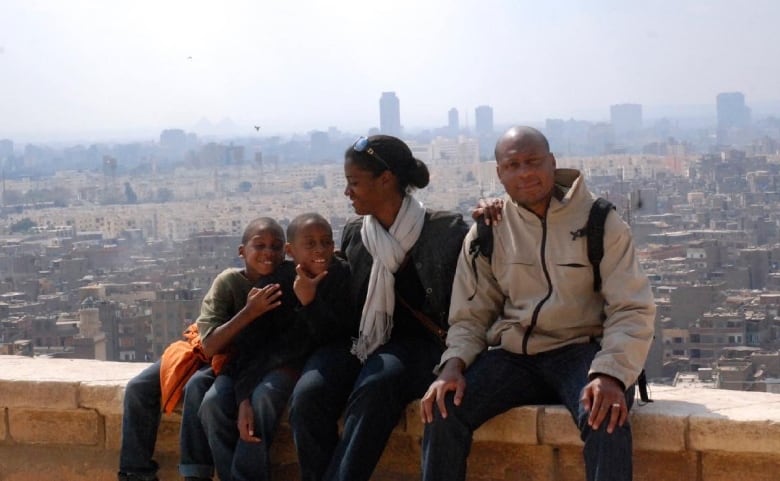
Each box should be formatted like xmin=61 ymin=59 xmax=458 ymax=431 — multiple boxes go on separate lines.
xmin=288 ymin=135 xmax=468 ymax=481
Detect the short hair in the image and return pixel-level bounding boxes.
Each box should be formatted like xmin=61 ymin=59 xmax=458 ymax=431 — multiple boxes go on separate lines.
xmin=345 ymin=135 xmax=430 ymax=194
xmin=287 ymin=212 xmax=332 ymax=242
xmin=241 ymin=217 xmax=284 ymax=244
xmin=494 ymin=126 xmax=550 ymax=160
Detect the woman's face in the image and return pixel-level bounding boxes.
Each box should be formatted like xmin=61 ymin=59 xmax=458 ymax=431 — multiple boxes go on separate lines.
xmin=343 ymin=158 xmax=390 ymax=216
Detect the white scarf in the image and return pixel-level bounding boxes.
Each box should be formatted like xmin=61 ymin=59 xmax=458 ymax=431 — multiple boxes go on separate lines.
xmin=351 ymin=195 xmax=426 ymax=362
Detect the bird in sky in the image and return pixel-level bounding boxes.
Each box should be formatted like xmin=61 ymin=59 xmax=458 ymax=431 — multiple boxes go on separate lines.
xmin=254 ymin=126 xmax=261 ymax=131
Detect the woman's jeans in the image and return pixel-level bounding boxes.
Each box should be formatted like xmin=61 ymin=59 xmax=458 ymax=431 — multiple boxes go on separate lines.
xmin=289 ymin=335 xmax=442 ymax=481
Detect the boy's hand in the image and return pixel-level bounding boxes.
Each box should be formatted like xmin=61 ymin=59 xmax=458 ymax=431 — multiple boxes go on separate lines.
xmin=293 ymin=264 xmax=328 ymax=306
xmin=237 ymin=399 xmax=261 ymax=443
xmin=472 ymin=197 xmax=504 ymax=226
xmin=244 ymin=284 xmax=282 ymax=318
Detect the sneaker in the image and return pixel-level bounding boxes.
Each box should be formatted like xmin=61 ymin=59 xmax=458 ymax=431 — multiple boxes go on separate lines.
xmin=117 ymin=472 xmax=159 ymax=481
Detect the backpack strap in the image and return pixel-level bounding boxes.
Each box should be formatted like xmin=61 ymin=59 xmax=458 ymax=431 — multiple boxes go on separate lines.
xmin=467 ymin=218 xmax=493 ymax=300
xmin=585 ymin=197 xmax=615 ymax=292
xmin=585 ymin=198 xmax=653 ymax=403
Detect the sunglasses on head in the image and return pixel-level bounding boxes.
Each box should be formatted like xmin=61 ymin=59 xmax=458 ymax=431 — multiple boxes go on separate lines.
xmin=353 ymin=136 xmax=391 ymax=171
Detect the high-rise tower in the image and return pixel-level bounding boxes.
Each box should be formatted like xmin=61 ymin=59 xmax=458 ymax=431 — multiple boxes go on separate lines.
xmin=716 ymin=92 xmax=751 ymax=145
xmin=610 ymin=103 xmax=643 ymax=137
xmin=379 ymin=92 xmax=401 ymax=137
xmin=474 ymin=105 xmax=494 ymax=136
xmin=448 ymin=107 xmax=459 ymax=136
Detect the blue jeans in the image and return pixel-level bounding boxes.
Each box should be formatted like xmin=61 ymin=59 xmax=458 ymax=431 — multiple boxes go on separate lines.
xmin=422 ymin=343 xmax=636 ymax=481
xmin=119 ymin=362 xmax=216 ymax=481
xmin=289 ymin=336 xmax=442 ymax=481
xmin=200 ymin=368 xmax=297 ymax=481
xmin=179 ymin=366 xmax=217 ymax=478
xmin=119 ymin=362 xmax=161 ymax=480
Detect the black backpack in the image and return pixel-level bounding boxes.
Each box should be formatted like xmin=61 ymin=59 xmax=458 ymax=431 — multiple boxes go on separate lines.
xmin=468 ymin=197 xmax=652 ymax=403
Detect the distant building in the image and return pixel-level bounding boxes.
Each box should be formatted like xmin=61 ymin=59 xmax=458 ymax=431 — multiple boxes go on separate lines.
xmin=448 ymin=108 xmax=459 ymax=136
xmin=716 ymin=92 xmax=751 ymax=145
xmin=0 ymin=139 xmax=13 ymax=160
xmin=310 ymin=130 xmax=330 ymax=162
xmin=160 ymin=129 xmax=187 ymax=152
xmin=474 ymin=105 xmax=494 ymax=136
xmin=610 ymin=103 xmax=642 ymax=137
xmin=717 ymin=92 xmax=750 ymax=130
xmin=379 ymin=92 xmax=401 ymax=137
xmin=150 ymin=288 xmax=200 ymax=358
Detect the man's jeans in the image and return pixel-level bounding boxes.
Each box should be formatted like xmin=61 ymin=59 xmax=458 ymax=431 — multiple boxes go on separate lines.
xmin=422 ymin=343 xmax=636 ymax=481
xmin=289 ymin=335 xmax=442 ymax=481
xmin=199 ymin=368 xmax=297 ymax=481
xmin=119 ymin=362 xmax=216 ymax=480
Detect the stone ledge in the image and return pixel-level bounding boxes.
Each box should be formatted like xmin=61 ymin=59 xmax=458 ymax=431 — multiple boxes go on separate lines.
xmin=1 ymin=356 xmax=779 ymax=481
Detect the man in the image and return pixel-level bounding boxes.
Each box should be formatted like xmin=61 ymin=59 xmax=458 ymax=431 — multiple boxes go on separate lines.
xmin=420 ymin=126 xmax=655 ymax=481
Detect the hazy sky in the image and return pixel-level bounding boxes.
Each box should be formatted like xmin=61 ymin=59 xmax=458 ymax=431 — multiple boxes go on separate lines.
xmin=1 ymin=0 xmax=778 ymax=141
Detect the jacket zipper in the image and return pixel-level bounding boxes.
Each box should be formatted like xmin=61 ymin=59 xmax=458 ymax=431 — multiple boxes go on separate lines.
xmin=522 ymin=215 xmax=553 ymax=354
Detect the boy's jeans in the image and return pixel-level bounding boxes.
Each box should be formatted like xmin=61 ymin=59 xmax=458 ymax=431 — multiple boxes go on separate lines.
xmin=199 ymin=368 xmax=297 ymax=481
xmin=179 ymin=367 xmax=217 ymax=478
xmin=422 ymin=342 xmax=636 ymax=481
xmin=119 ymin=362 xmax=216 ymax=480
xmin=118 ymin=362 xmax=162 ymax=480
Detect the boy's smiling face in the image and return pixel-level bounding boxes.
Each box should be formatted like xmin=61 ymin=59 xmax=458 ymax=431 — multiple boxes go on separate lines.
xmin=239 ymin=227 xmax=285 ymax=282
xmin=286 ymin=220 xmax=334 ymax=277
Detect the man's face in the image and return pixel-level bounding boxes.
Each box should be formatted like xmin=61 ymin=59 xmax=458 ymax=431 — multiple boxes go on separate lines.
xmin=495 ymin=140 xmax=556 ymax=217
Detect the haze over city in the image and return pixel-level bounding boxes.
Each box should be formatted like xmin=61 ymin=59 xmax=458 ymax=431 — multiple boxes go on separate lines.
xmin=1 ymin=0 xmax=779 ymax=142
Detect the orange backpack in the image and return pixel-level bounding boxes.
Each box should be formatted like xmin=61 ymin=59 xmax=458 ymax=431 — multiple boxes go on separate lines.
xmin=159 ymin=323 xmax=209 ymax=414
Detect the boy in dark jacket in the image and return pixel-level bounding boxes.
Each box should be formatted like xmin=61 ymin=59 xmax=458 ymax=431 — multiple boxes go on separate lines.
xmin=199 ymin=213 xmax=352 ymax=481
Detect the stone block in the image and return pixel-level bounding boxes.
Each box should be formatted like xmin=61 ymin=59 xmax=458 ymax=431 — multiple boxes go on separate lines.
xmin=474 ymin=406 xmax=539 ymax=444
xmin=0 ymin=380 xmax=78 ymax=409
xmin=689 ymin=416 xmax=780 ymax=454
xmin=375 ymin=432 xmax=423 ymax=477
xmin=630 ymin=410 xmax=687 ymax=452
xmin=0 ymin=443 xmax=178 ymax=481
xmin=405 ymin=402 xmax=425 ymax=437
xmin=79 ymin=381 xmax=126 ymax=414
xmin=633 ymin=449 xmax=698 ymax=481
xmin=470 ymin=442 xmax=554 ymax=481
xmin=8 ymin=408 xmax=99 ymax=445
xmin=701 ymin=451 xmax=780 ymax=481
xmin=553 ymin=445 xmax=587 ymax=481
xmin=105 ymin=413 xmax=122 ymax=450
xmin=270 ymin=422 xmax=299 ymax=466
xmin=540 ymin=405 xmax=582 ymax=447
xmin=406 ymin=400 xmax=539 ymax=445
xmin=156 ymin=412 xmax=183 ymax=454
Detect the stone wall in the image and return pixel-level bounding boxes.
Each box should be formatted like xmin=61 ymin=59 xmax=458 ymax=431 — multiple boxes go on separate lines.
xmin=1 ymin=356 xmax=779 ymax=481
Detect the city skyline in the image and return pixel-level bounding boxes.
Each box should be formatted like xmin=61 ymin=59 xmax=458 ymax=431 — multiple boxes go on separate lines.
xmin=1 ymin=0 xmax=779 ymax=142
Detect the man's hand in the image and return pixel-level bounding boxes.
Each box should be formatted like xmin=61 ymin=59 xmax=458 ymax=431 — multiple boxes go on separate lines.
xmin=237 ymin=399 xmax=261 ymax=443
xmin=293 ymin=264 xmax=328 ymax=306
xmin=580 ymin=374 xmax=627 ymax=434
xmin=244 ymin=283 xmax=282 ymax=319
xmin=420 ymin=358 xmax=466 ymax=424
xmin=472 ymin=198 xmax=504 ymax=226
